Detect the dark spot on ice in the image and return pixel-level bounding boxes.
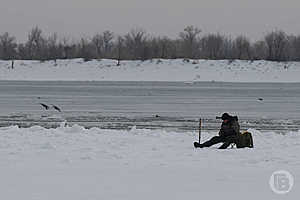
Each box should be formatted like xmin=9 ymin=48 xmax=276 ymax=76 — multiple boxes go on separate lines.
xmin=258 ymin=98 xmax=264 ymax=101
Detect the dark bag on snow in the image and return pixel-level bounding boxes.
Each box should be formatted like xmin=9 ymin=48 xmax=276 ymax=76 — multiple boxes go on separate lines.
xmin=236 ymin=131 xmax=254 ymax=148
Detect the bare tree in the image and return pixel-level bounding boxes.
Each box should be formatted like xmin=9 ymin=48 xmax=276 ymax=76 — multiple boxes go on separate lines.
xmin=200 ymin=33 xmax=225 ymax=59
xmin=288 ymin=35 xmax=300 ymax=61
xmin=264 ymin=30 xmax=289 ymax=61
xmin=102 ymin=31 xmax=114 ymax=58
xmin=251 ymin=40 xmax=268 ymax=60
xmin=92 ymin=34 xmax=104 ymax=59
xmin=179 ymin=26 xmax=201 ymax=59
xmin=159 ymin=37 xmax=169 ymax=58
xmin=146 ymin=36 xmax=173 ymax=59
xmin=78 ymin=37 xmax=94 ymax=61
xmin=61 ymin=37 xmax=72 ymax=59
xmin=159 ymin=37 xmax=175 ymax=59
xmin=147 ymin=37 xmax=160 ymax=59
xmin=47 ymin=33 xmax=61 ymax=62
xmin=233 ymin=35 xmax=251 ymax=60
xmin=92 ymin=31 xmax=114 ymax=59
xmin=0 ymin=32 xmax=17 ymax=60
xmin=0 ymin=26 xmax=299 ymax=62
xmin=26 ymin=26 xmax=47 ymax=60
xmin=124 ymin=28 xmax=148 ymax=60
xmin=294 ymin=36 xmax=300 ymax=61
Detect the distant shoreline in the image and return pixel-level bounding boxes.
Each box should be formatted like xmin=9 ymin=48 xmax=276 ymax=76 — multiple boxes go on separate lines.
xmin=0 ymin=58 xmax=299 ymax=83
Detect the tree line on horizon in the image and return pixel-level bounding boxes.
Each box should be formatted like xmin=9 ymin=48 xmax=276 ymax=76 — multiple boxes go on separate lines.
xmin=0 ymin=26 xmax=300 ymax=63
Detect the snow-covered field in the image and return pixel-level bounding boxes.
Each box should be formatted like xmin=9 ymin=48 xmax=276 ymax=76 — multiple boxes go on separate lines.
xmin=0 ymin=59 xmax=300 ymax=82
xmin=0 ymin=124 xmax=298 ymax=199
xmin=1 ymin=59 xmax=299 ymax=199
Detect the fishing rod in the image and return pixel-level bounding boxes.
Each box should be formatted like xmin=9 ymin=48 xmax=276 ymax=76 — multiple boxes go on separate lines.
xmin=198 ymin=118 xmax=202 ymax=143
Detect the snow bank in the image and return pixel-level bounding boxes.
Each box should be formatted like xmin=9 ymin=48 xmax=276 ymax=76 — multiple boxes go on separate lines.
xmin=0 ymin=59 xmax=300 ymax=82
xmin=0 ymin=124 xmax=299 ymax=199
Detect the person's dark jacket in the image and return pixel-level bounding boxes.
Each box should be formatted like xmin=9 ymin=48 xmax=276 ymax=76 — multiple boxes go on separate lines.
xmin=218 ymin=116 xmax=240 ymax=137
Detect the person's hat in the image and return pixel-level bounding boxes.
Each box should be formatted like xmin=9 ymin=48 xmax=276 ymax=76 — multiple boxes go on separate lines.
xmin=216 ymin=113 xmax=231 ymax=120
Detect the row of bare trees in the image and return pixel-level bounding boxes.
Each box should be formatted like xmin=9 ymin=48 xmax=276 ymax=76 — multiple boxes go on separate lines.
xmin=1 ymin=26 xmax=300 ymax=62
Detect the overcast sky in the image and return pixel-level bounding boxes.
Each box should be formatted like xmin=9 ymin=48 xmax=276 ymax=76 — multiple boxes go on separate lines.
xmin=0 ymin=0 xmax=299 ymax=41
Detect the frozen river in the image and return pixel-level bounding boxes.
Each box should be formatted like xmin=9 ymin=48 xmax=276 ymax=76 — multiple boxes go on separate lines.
xmin=1 ymin=81 xmax=300 ymax=132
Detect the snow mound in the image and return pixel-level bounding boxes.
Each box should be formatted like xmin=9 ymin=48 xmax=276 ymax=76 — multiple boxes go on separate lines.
xmin=0 ymin=124 xmax=299 ymax=199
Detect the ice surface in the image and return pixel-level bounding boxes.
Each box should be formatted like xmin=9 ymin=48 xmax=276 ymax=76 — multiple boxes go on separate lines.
xmin=1 ymin=81 xmax=300 ymax=130
xmin=0 ymin=125 xmax=299 ymax=199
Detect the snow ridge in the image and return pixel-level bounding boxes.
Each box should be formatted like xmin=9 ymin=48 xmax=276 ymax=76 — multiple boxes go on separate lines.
xmin=0 ymin=58 xmax=299 ymax=82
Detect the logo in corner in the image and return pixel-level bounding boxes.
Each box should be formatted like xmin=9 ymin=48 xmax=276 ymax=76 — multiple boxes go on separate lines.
xmin=269 ymin=170 xmax=294 ymax=194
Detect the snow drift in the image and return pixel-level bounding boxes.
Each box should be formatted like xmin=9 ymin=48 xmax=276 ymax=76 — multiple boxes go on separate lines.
xmin=0 ymin=124 xmax=299 ymax=199
xmin=0 ymin=58 xmax=300 ymax=82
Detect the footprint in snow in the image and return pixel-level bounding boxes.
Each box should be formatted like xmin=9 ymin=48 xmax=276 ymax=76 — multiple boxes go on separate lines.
xmin=80 ymin=155 xmax=93 ymax=160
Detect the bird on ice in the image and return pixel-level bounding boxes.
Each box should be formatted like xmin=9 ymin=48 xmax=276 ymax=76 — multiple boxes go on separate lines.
xmin=39 ymin=103 xmax=62 ymax=112
xmin=40 ymin=103 xmax=50 ymax=110
xmin=51 ymin=104 xmax=62 ymax=112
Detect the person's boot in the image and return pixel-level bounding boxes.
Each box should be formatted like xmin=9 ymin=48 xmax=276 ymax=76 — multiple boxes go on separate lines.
xmin=194 ymin=142 xmax=204 ymax=148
